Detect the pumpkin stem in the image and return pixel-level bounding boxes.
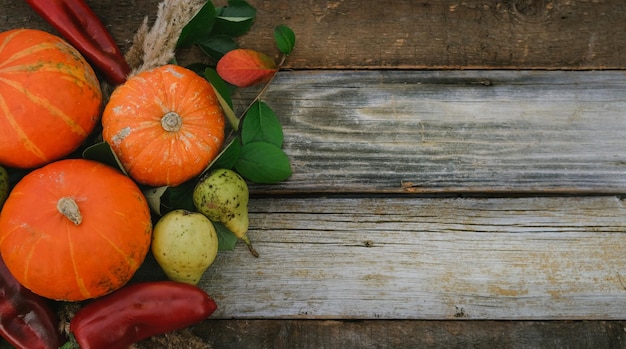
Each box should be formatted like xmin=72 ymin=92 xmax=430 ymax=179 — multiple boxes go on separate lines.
xmin=161 ymin=111 xmax=182 ymax=132
xmin=57 ymin=197 xmax=82 ymax=225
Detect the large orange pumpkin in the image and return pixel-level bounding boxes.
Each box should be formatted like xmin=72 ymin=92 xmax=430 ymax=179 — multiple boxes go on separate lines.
xmin=102 ymin=64 xmax=225 ymax=187
xmin=0 ymin=159 xmax=152 ymax=301
xmin=0 ymin=29 xmax=102 ymax=169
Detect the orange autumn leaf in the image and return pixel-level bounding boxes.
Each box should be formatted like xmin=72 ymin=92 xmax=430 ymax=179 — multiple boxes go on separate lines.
xmin=216 ymin=49 xmax=277 ymax=88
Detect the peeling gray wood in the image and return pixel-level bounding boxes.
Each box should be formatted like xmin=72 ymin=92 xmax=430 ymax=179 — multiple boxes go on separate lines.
xmin=196 ymin=196 xmax=626 ymax=320
xmin=242 ymin=70 xmax=626 ymax=195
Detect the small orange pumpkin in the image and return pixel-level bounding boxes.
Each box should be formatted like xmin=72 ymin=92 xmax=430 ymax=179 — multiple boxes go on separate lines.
xmin=0 ymin=159 xmax=152 ymax=301
xmin=102 ymin=64 xmax=225 ymax=187
xmin=0 ymin=29 xmax=102 ymax=169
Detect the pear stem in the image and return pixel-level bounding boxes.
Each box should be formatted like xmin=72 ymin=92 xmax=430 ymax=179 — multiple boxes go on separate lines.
xmin=241 ymin=234 xmax=259 ymax=258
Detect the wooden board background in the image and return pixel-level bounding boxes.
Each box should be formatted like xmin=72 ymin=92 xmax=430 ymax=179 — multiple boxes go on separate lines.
xmin=3 ymin=0 xmax=626 ymax=348
xmin=2 ymin=0 xmax=626 ymax=69
xmin=198 ymin=196 xmax=626 ymax=320
xmin=238 ymin=70 xmax=626 ymax=195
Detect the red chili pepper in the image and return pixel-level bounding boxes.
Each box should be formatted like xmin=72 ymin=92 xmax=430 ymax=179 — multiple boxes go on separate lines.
xmin=24 ymin=0 xmax=131 ymax=85
xmin=0 ymin=256 xmax=64 ymax=349
xmin=68 ymin=281 xmax=217 ymax=349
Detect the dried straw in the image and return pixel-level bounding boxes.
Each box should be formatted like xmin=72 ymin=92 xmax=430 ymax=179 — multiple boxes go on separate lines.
xmin=125 ymin=0 xmax=205 ymax=76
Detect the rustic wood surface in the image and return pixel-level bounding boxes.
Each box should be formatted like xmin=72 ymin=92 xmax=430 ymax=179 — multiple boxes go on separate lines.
xmin=2 ymin=0 xmax=626 ymax=348
xmin=191 ymin=196 xmax=626 ymax=320
xmin=2 ymin=0 xmax=626 ymax=70
xmin=239 ymin=70 xmax=626 ymax=195
xmin=193 ymin=320 xmax=626 ymax=349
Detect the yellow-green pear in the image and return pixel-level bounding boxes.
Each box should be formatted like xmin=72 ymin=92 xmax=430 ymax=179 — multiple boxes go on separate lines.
xmin=152 ymin=209 xmax=219 ymax=285
xmin=0 ymin=166 xmax=8 ymax=208
xmin=193 ymin=168 xmax=258 ymax=257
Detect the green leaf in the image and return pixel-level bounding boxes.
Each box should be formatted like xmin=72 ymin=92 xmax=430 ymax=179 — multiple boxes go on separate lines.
xmin=210 ymin=136 xmax=242 ymax=170
xmin=214 ymin=91 xmax=239 ymax=131
xmin=241 ymin=101 xmax=283 ymax=147
xmin=216 ymin=0 xmax=256 ymax=21
xmin=206 ymin=67 xmax=239 ymax=130
xmin=198 ymin=137 xmax=240 ymax=179
xmin=274 ymin=24 xmax=296 ymax=54
xmin=160 ymin=181 xmax=197 ymax=215
xmin=186 ymin=62 xmax=212 ymax=77
xmin=197 ymin=34 xmax=239 ymax=61
xmin=235 ymin=141 xmax=292 ymax=183
xmin=176 ymin=1 xmax=217 ymax=49
xmin=82 ymin=142 xmax=127 ymax=175
xmin=215 ymin=0 xmax=256 ymax=37
xmin=204 ymin=67 xmax=233 ymax=109
xmin=214 ymin=221 xmax=239 ymax=251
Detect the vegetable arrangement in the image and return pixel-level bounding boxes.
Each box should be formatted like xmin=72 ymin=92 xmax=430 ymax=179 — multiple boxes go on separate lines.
xmin=0 ymin=0 xmax=295 ymax=347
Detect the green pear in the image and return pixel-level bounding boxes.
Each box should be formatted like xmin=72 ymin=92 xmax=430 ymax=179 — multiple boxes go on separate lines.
xmin=0 ymin=166 xmax=8 ymax=208
xmin=152 ymin=209 xmax=219 ymax=285
xmin=193 ymin=168 xmax=258 ymax=257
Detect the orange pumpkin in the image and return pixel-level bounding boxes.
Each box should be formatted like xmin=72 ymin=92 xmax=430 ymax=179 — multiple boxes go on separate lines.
xmin=0 ymin=29 xmax=102 ymax=169
xmin=0 ymin=159 xmax=152 ymax=301
xmin=102 ymin=64 xmax=225 ymax=187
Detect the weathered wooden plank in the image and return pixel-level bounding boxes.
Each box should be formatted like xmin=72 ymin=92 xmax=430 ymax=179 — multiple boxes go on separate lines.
xmin=241 ymin=70 xmax=626 ymax=195
xmin=1 ymin=0 xmax=625 ymax=70
xmin=189 ymin=319 xmax=626 ymax=349
xmin=239 ymin=0 xmax=626 ymax=70
xmin=172 ymin=196 xmax=626 ymax=320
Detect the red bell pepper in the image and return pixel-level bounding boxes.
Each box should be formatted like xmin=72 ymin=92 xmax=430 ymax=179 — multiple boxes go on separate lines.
xmin=24 ymin=0 xmax=131 ymax=85
xmin=66 ymin=281 xmax=217 ymax=349
xmin=0 ymin=256 xmax=64 ymax=349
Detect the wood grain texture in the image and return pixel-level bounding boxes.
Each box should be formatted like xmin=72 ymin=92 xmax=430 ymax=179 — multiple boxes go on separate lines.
xmin=241 ymin=70 xmax=626 ymax=195
xmin=1 ymin=0 xmax=625 ymax=69
xmin=238 ymin=0 xmax=626 ymax=69
xmin=194 ymin=319 xmax=626 ymax=349
xmin=179 ymin=196 xmax=626 ymax=320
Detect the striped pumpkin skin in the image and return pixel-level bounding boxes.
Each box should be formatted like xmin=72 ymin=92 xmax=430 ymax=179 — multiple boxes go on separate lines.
xmin=0 ymin=159 xmax=153 ymax=301
xmin=0 ymin=29 xmax=102 ymax=169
